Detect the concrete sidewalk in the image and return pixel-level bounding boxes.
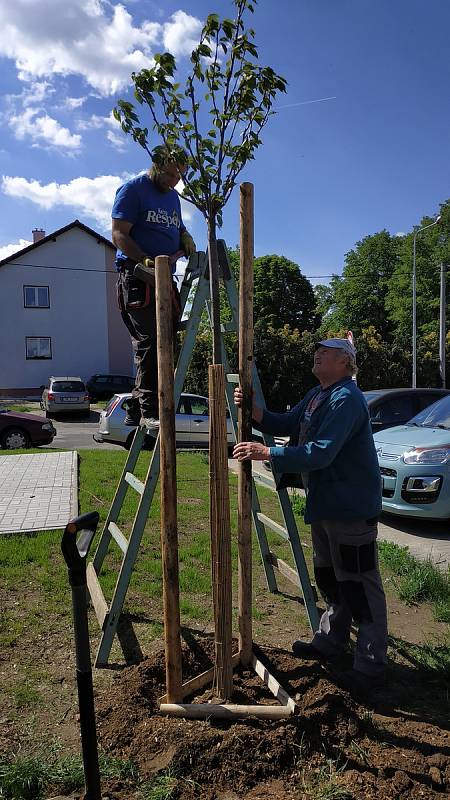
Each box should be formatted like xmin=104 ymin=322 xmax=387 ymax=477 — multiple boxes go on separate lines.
xmin=0 ymin=451 xmax=77 ymax=534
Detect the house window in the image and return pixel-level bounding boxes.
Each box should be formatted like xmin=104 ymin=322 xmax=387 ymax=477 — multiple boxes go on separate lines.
xmin=26 ymin=337 xmax=52 ymax=359
xmin=24 ymin=285 xmax=49 ymax=308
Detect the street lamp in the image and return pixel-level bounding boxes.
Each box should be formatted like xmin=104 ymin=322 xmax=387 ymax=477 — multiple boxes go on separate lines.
xmin=412 ymin=214 xmax=441 ymax=387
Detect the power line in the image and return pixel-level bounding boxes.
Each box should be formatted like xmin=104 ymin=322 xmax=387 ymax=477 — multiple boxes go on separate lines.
xmin=1 ymin=260 xmax=445 ymax=280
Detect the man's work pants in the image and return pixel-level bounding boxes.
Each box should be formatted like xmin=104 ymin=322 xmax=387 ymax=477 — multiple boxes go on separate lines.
xmin=310 ymin=518 xmax=388 ymax=676
xmin=117 ymin=270 xmax=180 ymax=419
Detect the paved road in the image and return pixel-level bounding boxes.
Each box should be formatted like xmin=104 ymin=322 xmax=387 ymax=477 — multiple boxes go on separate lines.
xmin=43 ymin=409 xmax=124 ymax=451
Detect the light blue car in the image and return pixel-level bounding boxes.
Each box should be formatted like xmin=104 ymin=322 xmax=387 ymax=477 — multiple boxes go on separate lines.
xmin=373 ymin=394 xmax=450 ymax=519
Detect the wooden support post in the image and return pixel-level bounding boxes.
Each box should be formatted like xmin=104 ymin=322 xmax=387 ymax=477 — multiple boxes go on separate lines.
xmin=209 ymin=364 xmax=233 ymax=699
xmin=238 ymin=182 xmax=254 ymax=665
xmin=159 ymin=703 xmax=292 ymax=720
xmin=155 ymin=255 xmax=182 ymax=703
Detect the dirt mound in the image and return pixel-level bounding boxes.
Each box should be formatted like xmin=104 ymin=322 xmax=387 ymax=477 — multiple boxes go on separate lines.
xmin=96 ymin=635 xmax=450 ymax=799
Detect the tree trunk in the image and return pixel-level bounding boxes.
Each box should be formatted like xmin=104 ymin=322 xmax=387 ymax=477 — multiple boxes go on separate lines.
xmin=238 ymin=182 xmax=254 ymax=665
xmin=207 ymin=215 xmax=222 ymax=365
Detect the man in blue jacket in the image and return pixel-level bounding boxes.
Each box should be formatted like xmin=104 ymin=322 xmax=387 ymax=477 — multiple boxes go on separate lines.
xmin=112 ymin=146 xmax=196 ymax=429
xmin=234 ymin=338 xmax=387 ymax=694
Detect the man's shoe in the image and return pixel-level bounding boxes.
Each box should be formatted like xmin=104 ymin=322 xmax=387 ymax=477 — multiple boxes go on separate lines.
xmin=334 ymin=668 xmax=384 ymax=697
xmin=292 ymin=639 xmax=337 ymax=663
xmin=140 ymin=416 xmax=160 ymax=431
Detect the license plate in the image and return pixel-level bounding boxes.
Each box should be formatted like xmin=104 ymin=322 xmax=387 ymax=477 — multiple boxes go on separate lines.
xmin=63 ymin=396 xmax=79 ymax=402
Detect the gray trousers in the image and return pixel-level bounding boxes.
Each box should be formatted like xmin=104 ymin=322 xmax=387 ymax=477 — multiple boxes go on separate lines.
xmin=310 ymin=518 xmax=388 ymax=676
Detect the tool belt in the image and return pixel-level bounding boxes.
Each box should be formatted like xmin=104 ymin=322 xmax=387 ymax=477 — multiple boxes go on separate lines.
xmin=117 ymin=258 xmax=181 ymax=320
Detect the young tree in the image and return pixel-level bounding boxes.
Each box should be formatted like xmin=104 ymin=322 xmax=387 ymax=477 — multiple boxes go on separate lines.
xmin=113 ymin=0 xmax=286 ymax=362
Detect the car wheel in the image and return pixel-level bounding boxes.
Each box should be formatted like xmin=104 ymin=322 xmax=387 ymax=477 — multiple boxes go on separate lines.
xmin=1 ymin=427 xmax=31 ymax=449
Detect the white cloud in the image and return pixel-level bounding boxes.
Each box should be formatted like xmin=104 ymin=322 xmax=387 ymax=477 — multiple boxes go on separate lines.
xmin=394 ymin=231 xmax=406 ymax=238
xmin=163 ymin=10 xmax=203 ymax=58
xmin=2 ymin=174 xmax=124 ymax=230
xmin=106 ymin=130 xmax=127 ymax=151
xmin=76 ymin=110 xmax=127 ymax=151
xmin=0 ymin=0 xmax=161 ymax=95
xmin=9 ymin=107 xmax=82 ymax=151
xmin=1 ymin=172 xmax=195 ymax=232
xmin=0 ymin=238 xmax=32 ymax=261
xmin=0 ymin=2 xmax=204 ymax=96
xmin=64 ymin=96 xmax=88 ymax=109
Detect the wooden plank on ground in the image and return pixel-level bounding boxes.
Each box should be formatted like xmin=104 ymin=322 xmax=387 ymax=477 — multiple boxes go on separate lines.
xmin=251 ymin=654 xmax=298 ymax=714
xmin=86 ymin=562 xmax=108 ymax=629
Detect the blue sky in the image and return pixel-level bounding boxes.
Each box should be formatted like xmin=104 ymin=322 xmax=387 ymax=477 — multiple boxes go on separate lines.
xmin=0 ymin=0 xmax=449 ymax=285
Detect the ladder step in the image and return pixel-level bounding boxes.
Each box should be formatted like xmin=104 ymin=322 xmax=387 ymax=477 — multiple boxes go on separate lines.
xmin=268 ymin=553 xmax=318 ymax=601
xmin=268 ymin=552 xmax=300 ymax=586
xmin=108 ymin=521 xmax=129 ymax=553
xmin=125 ymin=471 xmax=145 ymax=495
xmin=256 ymin=513 xmax=289 ymax=540
xmin=87 ymin=562 xmax=108 ymax=629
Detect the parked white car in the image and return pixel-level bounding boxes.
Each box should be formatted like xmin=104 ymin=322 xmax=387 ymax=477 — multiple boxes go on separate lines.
xmin=94 ymin=392 xmax=236 ymax=450
xmin=41 ymin=376 xmax=90 ymax=417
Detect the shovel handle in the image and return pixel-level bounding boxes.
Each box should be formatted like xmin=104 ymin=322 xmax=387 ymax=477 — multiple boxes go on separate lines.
xmin=61 ymin=512 xmax=99 ymax=585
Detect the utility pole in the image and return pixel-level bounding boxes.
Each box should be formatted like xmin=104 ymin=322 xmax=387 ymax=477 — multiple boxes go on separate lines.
xmin=439 ymin=263 xmax=448 ymax=389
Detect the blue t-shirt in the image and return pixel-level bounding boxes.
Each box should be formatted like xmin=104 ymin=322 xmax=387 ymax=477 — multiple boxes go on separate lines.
xmin=112 ymin=174 xmax=186 ymax=268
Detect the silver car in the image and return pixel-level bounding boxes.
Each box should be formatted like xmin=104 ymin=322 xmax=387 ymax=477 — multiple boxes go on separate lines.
xmin=94 ymin=392 xmax=235 ymax=450
xmin=41 ymin=376 xmax=90 ymax=417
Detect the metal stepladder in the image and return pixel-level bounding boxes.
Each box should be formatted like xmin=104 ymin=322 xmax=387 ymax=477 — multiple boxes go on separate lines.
xmin=87 ymin=240 xmax=320 ymax=667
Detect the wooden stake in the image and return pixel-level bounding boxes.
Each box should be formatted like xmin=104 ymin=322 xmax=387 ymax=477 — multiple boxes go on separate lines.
xmin=159 ymin=703 xmax=292 ymax=720
xmin=238 ymin=182 xmax=254 ymax=664
xmin=155 ymin=255 xmax=182 ymax=703
xmin=209 ymin=364 xmax=233 ymax=699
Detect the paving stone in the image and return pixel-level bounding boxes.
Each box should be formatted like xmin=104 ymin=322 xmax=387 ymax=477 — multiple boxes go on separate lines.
xmin=0 ymin=452 xmax=77 ymax=534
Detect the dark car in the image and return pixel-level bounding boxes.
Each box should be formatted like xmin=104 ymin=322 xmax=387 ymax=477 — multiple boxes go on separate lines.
xmin=86 ymin=374 xmax=135 ymax=401
xmin=0 ymin=408 xmax=56 ymax=449
xmin=364 ymin=388 xmax=450 ymax=432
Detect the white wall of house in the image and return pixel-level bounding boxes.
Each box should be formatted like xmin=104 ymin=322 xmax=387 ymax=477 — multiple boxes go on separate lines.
xmin=0 ymin=226 xmax=133 ymax=392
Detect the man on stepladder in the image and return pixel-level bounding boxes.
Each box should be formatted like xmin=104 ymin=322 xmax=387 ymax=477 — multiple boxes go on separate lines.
xmin=112 ymin=145 xmax=196 ymax=429
xmin=234 ymin=338 xmax=388 ymax=697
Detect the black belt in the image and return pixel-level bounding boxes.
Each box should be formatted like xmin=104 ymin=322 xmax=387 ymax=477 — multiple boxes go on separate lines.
xmin=117 ymin=257 xmax=137 ymax=273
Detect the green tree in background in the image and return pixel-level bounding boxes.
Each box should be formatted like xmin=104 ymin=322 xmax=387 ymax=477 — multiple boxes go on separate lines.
xmin=252 ymin=254 xmax=319 ymax=331
xmin=254 ymin=326 xmax=316 ymax=410
xmin=386 ymin=202 xmax=450 ymax=342
xmin=328 ymin=230 xmax=400 ymax=339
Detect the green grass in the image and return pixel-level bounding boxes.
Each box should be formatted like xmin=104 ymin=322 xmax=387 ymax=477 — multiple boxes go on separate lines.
xmin=12 ymin=680 xmax=42 ymax=709
xmin=0 ymin=751 xmax=136 ymax=800
xmin=299 ymin=761 xmax=352 ymax=799
xmin=0 ymin=404 xmax=34 ymax=413
xmin=378 ymin=540 xmax=450 ymax=621
xmin=140 ymin=771 xmax=178 ymax=800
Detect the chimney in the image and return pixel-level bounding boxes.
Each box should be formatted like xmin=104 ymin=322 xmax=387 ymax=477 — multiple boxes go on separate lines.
xmin=32 ymin=228 xmax=45 ymax=243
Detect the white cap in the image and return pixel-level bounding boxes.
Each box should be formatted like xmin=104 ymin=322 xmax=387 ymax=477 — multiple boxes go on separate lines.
xmin=316 ymin=338 xmax=356 ymax=358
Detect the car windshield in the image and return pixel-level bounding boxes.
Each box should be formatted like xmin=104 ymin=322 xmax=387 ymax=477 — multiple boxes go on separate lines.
xmin=363 ymin=391 xmax=384 ymax=403
xmin=407 ymin=394 xmax=450 ymax=429
xmin=52 ymin=381 xmax=85 ymax=392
